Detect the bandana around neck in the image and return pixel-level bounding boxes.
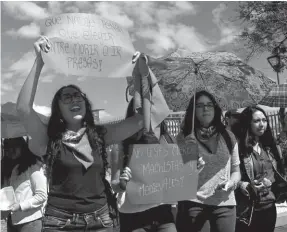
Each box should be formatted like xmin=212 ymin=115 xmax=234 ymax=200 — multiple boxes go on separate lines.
xmin=198 ymin=126 xmax=216 ymax=140
xmin=62 ymin=127 xmax=94 ymax=169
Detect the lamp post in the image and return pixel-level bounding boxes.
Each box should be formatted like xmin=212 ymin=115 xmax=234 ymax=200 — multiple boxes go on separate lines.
xmin=267 ymin=53 xmax=281 ymax=84
xmin=267 ymin=37 xmax=287 ymax=85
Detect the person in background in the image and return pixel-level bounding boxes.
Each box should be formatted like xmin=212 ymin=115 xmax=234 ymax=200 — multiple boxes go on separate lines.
xmin=225 ymin=109 xmax=241 ymax=140
xmin=1 ymin=138 xmax=25 ymax=188
xmin=236 ymin=106 xmax=286 ymax=232
xmin=277 ymin=108 xmax=287 ymax=169
xmin=16 ymin=36 xmax=143 ymax=232
xmin=1 ymin=138 xmax=29 ymax=230
xmin=5 ymin=137 xmax=47 ymax=232
xmin=176 ymin=90 xmax=241 ymax=232
xmin=111 ymin=98 xmax=177 ymax=232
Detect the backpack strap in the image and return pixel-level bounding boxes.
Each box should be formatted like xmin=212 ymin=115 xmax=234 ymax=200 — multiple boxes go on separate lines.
xmin=163 ymin=132 xmax=176 ymax=144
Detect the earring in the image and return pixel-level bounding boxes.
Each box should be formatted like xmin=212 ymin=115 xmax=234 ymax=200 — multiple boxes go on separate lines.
xmin=60 ymin=118 xmax=64 ymax=123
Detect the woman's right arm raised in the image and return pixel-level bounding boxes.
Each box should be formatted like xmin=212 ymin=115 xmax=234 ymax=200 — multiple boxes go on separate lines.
xmin=16 ymin=37 xmax=50 ymax=156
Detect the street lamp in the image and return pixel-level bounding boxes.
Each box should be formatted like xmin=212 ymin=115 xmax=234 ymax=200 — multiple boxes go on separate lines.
xmin=267 ymin=53 xmax=281 ymax=84
xmin=267 ymin=37 xmax=287 ymax=84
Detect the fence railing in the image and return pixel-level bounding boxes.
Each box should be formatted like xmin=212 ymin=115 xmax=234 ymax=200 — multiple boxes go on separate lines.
xmin=165 ymin=111 xmax=281 ymax=139
xmin=266 ymin=111 xmax=282 ymax=139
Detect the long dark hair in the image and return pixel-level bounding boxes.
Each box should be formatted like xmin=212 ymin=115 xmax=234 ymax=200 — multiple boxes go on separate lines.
xmin=1 ymin=137 xmax=40 ymax=180
xmin=45 ymin=84 xmax=118 ymax=220
xmin=122 ymin=98 xmax=174 ymax=167
xmin=17 ymin=147 xmax=40 ymax=175
xmin=239 ymin=106 xmax=274 ymax=153
xmin=239 ymin=106 xmax=284 ymax=173
xmin=47 ymin=85 xmax=95 ymax=140
xmin=182 ymin=90 xmax=225 ymax=137
xmin=1 ymin=138 xmax=24 ymax=185
xmin=279 ymin=108 xmax=286 ymax=129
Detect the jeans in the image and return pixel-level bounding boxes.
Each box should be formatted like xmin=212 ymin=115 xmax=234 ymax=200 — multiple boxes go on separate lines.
xmin=176 ymin=201 xmax=236 ymax=232
xmin=235 ymin=204 xmax=277 ymax=232
xmin=7 ymin=215 xmax=42 ymax=232
xmin=42 ymin=204 xmax=113 ymax=232
xmin=119 ymin=205 xmax=177 ymax=232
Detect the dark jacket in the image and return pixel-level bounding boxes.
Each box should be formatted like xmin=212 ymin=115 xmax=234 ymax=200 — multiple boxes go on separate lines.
xmin=236 ymin=147 xmax=287 ymax=225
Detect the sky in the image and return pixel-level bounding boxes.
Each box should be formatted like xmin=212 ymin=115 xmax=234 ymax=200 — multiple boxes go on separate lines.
xmin=1 ymin=1 xmax=286 ymax=118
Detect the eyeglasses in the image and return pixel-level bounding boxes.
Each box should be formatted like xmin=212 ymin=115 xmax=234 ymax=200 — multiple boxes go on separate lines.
xmin=60 ymin=92 xmax=84 ymax=104
xmin=196 ymin=103 xmax=214 ymax=110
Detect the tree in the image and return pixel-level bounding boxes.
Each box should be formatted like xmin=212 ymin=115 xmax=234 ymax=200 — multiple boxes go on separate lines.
xmin=235 ymin=1 xmax=287 ymax=72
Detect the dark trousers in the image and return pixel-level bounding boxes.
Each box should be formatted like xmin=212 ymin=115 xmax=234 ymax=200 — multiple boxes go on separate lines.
xmin=42 ymin=204 xmax=113 ymax=232
xmin=235 ymin=204 xmax=277 ymax=232
xmin=176 ymin=201 xmax=236 ymax=232
xmin=7 ymin=215 xmax=42 ymax=232
xmin=119 ymin=205 xmax=177 ymax=232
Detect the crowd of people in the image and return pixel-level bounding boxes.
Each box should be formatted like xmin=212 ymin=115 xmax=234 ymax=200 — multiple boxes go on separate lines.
xmin=1 ymin=37 xmax=287 ymax=232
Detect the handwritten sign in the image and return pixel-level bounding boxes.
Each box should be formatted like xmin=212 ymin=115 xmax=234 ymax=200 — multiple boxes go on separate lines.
xmin=40 ymin=13 xmax=135 ymax=77
xmin=126 ymin=144 xmax=198 ymax=204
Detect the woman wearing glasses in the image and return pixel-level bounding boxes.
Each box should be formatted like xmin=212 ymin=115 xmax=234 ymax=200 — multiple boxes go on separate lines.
xmin=16 ymin=37 xmax=143 ymax=232
xmin=176 ymin=90 xmax=241 ymax=232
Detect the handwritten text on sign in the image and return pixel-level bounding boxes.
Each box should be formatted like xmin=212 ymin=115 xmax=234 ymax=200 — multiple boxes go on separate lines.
xmin=40 ymin=13 xmax=135 ymax=77
xmin=126 ymin=144 xmax=198 ymax=204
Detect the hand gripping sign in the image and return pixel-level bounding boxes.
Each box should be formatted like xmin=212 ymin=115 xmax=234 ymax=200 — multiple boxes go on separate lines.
xmin=40 ymin=13 xmax=135 ymax=78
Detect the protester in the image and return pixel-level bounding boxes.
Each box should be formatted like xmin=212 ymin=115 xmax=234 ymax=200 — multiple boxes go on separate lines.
xmin=225 ymin=109 xmax=241 ymax=139
xmin=111 ymin=98 xmax=177 ymax=232
xmin=176 ymin=90 xmax=241 ymax=232
xmin=16 ymin=36 xmax=144 ymax=232
xmin=1 ymin=138 xmax=33 ymax=231
xmin=5 ymin=137 xmax=47 ymax=232
xmin=236 ymin=106 xmax=286 ymax=232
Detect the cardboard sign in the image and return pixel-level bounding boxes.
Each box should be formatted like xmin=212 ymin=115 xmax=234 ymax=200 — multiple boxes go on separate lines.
xmin=126 ymin=144 xmax=198 ymax=204
xmin=40 ymin=13 xmax=135 ymax=77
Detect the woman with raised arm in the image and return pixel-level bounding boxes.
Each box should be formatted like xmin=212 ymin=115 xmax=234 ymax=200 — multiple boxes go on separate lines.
xmin=16 ymin=36 xmax=143 ymax=232
xmin=176 ymin=90 xmax=241 ymax=232
xmin=235 ymin=106 xmax=286 ymax=232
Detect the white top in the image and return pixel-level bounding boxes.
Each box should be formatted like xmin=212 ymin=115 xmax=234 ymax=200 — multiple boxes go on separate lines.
xmin=10 ymin=161 xmax=47 ymax=225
